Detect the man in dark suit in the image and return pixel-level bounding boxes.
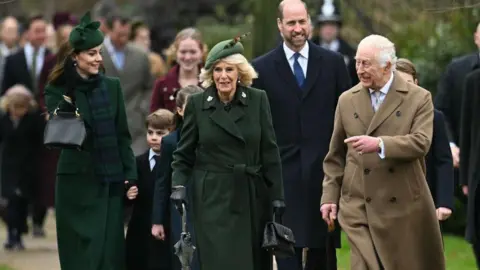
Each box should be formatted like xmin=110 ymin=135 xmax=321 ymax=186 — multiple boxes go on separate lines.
xmin=2 ymin=15 xmax=50 ymax=100
xmin=459 ymin=68 xmax=480 ymax=267
xmin=251 ymin=1 xmax=351 ymax=269
xmin=435 ymin=22 xmax=480 ymax=191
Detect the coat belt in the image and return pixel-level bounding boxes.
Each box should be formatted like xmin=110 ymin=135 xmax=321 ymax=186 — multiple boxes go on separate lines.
xmin=194 ymin=161 xmax=262 ymax=213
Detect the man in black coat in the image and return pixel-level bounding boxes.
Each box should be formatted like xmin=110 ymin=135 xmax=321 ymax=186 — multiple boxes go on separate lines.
xmin=459 ymin=68 xmax=480 ymax=267
xmin=435 ymin=22 xmax=480 ymax=190
xmin=251 ymin=1 xmax=351 ymax=269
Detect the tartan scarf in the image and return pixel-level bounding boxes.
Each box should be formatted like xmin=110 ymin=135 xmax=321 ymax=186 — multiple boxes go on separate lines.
xmin=76 ymin=73 xmax=124 ymax=183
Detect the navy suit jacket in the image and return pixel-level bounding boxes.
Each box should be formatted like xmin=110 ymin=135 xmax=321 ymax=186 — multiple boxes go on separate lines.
xmin=251 ymin=41 xmax=351 ymax=248
xmin=425 ymin=109 xmax=454 ymax=209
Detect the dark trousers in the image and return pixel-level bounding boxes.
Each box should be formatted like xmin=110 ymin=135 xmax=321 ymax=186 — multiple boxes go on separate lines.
xmin=473 ymin=243 xmax=480 ymax=268
xmin=5 ymin=195 xmax=28 ymax=237
xmin=276 ymin=247 xmax=337 ymax=270
xmin=31 ymin=203 xmax=47 ymax=227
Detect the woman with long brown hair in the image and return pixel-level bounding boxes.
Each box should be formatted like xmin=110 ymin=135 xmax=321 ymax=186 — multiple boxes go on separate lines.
xmin=44 ymin=12 xmax=138 ymax=269
xmin=149 ymin=27 xmax=208 ymax=112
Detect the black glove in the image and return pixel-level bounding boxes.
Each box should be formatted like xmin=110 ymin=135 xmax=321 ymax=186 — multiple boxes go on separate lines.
xmin=170 ymin=186 xmax=186 ymax=214
xmin=272 ymin=200 xmax=286 ymax=222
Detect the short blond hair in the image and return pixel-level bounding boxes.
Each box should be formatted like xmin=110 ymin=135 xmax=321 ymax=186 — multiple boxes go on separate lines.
xmin=199 ymin=53 xmax=259 ymax=89
xmin=0 ymin=84 xmax=37 ymax=112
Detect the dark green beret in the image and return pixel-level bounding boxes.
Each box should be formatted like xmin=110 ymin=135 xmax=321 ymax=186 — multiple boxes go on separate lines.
xmin=204 ymin=38 xmax=245 ymax=70
xmin=69 ymin=11 xmax=104 ymax=51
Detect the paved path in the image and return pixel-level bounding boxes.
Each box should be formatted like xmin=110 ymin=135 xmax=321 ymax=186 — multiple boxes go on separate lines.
xmin=0 ymin=210 xmax=59 ymax=270
xmin=0 ymin=210 xmax=281 ymax=270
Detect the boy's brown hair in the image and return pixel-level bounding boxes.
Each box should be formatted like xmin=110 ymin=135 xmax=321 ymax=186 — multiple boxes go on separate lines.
xmin=396 ymin=58 xmax=418 ymax=81
xmin=145 ymin=109 xmax=174 ymax=130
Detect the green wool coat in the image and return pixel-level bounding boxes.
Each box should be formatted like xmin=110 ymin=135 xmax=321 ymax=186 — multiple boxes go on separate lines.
xmin=172 ymin=85 xmax=284 ymax=270
xmin=45 ymin=76 xmax=137 ymax=270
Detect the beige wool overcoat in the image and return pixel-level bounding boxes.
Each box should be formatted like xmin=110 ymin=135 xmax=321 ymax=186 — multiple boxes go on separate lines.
xmin=321 ymin=71 xmax=445 ymax=270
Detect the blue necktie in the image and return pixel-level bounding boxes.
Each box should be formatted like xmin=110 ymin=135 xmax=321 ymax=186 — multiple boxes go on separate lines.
xmin=293 ymin=52 xmax=305 ymax=88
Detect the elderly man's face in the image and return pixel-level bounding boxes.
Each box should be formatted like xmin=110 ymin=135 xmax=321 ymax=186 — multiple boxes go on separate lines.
xmin=1 ymin=17 xmax=19 ymax=47
xmin=355 ymin=45 xmax=392 ymax=90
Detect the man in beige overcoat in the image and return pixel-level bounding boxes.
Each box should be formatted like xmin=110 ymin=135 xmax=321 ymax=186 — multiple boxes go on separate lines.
xmin=320 ymin=34 xmax=445 ymax=270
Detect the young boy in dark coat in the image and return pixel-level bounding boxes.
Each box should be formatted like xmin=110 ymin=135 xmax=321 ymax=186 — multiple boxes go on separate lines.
xmin=0 ymin=85 xmax=44 ymax=250
xmin=125 ymin=109 xmax=174 ymax=270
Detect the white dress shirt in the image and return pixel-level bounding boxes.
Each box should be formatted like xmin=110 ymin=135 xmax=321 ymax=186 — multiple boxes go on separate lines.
xmin=149 ymin=148 xmax=160 ymax=171
xmin=369 ymin=72 xmax=394 ymax=159
xmin=283 ymin=42 xmax=309 ymax=77
xmin=24 ymin=42 xmax=46 ymax=78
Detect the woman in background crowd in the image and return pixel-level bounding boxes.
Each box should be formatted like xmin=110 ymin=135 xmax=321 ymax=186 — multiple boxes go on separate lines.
xmin=149 ymin=27 xmax=207 ymax=112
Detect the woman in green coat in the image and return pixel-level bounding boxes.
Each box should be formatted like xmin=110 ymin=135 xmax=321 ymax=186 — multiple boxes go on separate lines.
xmin=44 ymin=12 xmax=138 ymax=270
xmin=169 ymin=37 xmax=285 ymax=270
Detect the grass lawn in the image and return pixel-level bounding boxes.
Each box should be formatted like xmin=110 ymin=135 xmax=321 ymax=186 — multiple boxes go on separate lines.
xmin=0 ymin=265 xmax=13 ymax=270
xmin=336 ymin=232 xmax=477 ymax=270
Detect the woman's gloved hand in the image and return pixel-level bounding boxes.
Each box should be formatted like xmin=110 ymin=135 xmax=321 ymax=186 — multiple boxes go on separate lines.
xmin=272 ymin=200 xmax=286 ymax=222
xmin=170 ymin=186 xmax=186 ymax=214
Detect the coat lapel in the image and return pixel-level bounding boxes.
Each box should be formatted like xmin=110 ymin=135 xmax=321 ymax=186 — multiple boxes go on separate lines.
xmin=302 ymin=41 xmax=322 ymax=99
xmin=366 ymin=73 xmax=407 ymax=135
xmin=350 ymin=85 xmax=374 ymax=130
xmin=101 ymin=50 xmax=120 ymax=77
xmin=273 ymin=45 xmax=302 ymax=99
xmin=203 ymin=87 xmax=247 ymax=143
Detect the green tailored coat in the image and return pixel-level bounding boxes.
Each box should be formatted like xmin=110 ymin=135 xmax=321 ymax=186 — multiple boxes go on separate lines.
xmin=171 ymin=85 xmax=284 ymax=270
xmin=45 ymin=75 xmax=137 ymax=270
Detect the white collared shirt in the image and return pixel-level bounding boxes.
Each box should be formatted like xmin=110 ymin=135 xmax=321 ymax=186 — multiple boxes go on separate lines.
xmin=283 ymin=41 xmax=309 ymax=76
xmin=321 ymin=39 xmax=340 ymax=52
xmin=0 ymin=43 xmax=17 ymax=57
xmin=369 ymin=72 xmax=394 ymax=111
xmin=24 ymin=42 xmax=46 ymax=77
xmin=369 ymin=72 xmax=394 ymax=159
xmin=104 ymin=37 xmax=126 ymax=70
xmin=149 ymin=148 xmax=160 ymax=171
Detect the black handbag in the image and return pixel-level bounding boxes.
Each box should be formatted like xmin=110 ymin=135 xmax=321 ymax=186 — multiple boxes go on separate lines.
xmin=44 ymin=95 xmax=86 ymax=150
xmin=261 ymin=214 xmax=296 ymax=258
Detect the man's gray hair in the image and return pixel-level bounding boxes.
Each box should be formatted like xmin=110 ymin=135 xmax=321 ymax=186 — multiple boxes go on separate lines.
xmin=358 ymin=34 xmax=397 ymax=70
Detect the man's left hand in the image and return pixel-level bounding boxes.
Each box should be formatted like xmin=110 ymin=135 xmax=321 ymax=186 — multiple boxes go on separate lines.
xmin=344 ymin=135 xmax=380 ymax=154
xmin=436 ymin=207 xmax=452 ymax=221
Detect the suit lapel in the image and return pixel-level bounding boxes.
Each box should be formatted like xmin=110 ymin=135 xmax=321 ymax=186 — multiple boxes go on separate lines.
xmin=302 ymin=41 xmax=322 ymax=99
xmin=20 ymin=49 xmax=30 ymax=81
xmin=273 ymin=45 xmax=302 ymax=99
xmin=204 ymin=87 xmax=246 ymax=143
xmin=101 ymin=50 xmax=120 ymax=77
xmin=366 ymin=73 xmax=407 ymax=135
xmin=350 ymin=86 xmax=374 ymax=130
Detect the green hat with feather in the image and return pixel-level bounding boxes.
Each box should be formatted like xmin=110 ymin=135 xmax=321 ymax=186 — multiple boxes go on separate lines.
xmin=204 ymin=33 xmax=250 ymax=70
xmin=68 ymin=11 xmax=104 ymax=51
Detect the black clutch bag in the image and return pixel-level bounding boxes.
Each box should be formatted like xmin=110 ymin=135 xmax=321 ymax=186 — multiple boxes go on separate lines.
xmin=262 ymin=214 xmax=296 ymax=258
xmin=44 ymin=95 xmax=86 ymax=150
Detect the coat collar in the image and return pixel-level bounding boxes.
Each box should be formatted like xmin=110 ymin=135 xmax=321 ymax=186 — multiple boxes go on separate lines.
xmin=350 ymin=70 xmax=408 ymax=134
xmin=202 ymin=85 xmax=248 ymax=143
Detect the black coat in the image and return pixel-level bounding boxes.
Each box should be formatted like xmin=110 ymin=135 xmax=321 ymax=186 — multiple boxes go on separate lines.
xmin=425 ymin=109 xmax=454 ymax=209
xmin=1 ymin=47 xmax=51 ymax=96
xmin=125 ymin=151 xmax=171 ymax=270
xmin=0 ymin=110 xmax=44 ymax=199
xmin=251 ymin=41 xmax=351 ymax=248
xmin=311 ymin=37 xmax=359 ymax=86
xmin=459 ymin=68 xmax=480 ymax=244
xmin=152 ymin=129 xmax=199 ymax=270
xmin=435 ymin=53 xmax=480 ymax=145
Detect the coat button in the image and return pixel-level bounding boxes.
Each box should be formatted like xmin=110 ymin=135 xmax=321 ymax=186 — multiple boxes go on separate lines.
xmin=396 ymin=111 xmax=401 ymax=117
xmin=354 ymin=113 xmax=359 ymax=118
xmin=390 ymin=197 xmax=397 ymax=203
xmin=364 ymin=168 xmax=370 ymax=175
xmin=366 ymin=197 xmax=372 ymax=203
xmin=388 ymin=167 xmax=394 ymax=173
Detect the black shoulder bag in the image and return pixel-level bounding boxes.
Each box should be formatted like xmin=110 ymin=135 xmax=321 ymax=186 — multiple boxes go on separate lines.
xmin=43 ymin=90 xmax=86 ymax=150
xmin=262 ymin=213 xmax=296 ymax=258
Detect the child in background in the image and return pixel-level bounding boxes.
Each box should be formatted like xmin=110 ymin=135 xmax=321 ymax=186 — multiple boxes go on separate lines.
xmin=126 ymin=109 xmax=174 ymax=270
xmin=0 ymin=85 xmax=44 ymax=250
